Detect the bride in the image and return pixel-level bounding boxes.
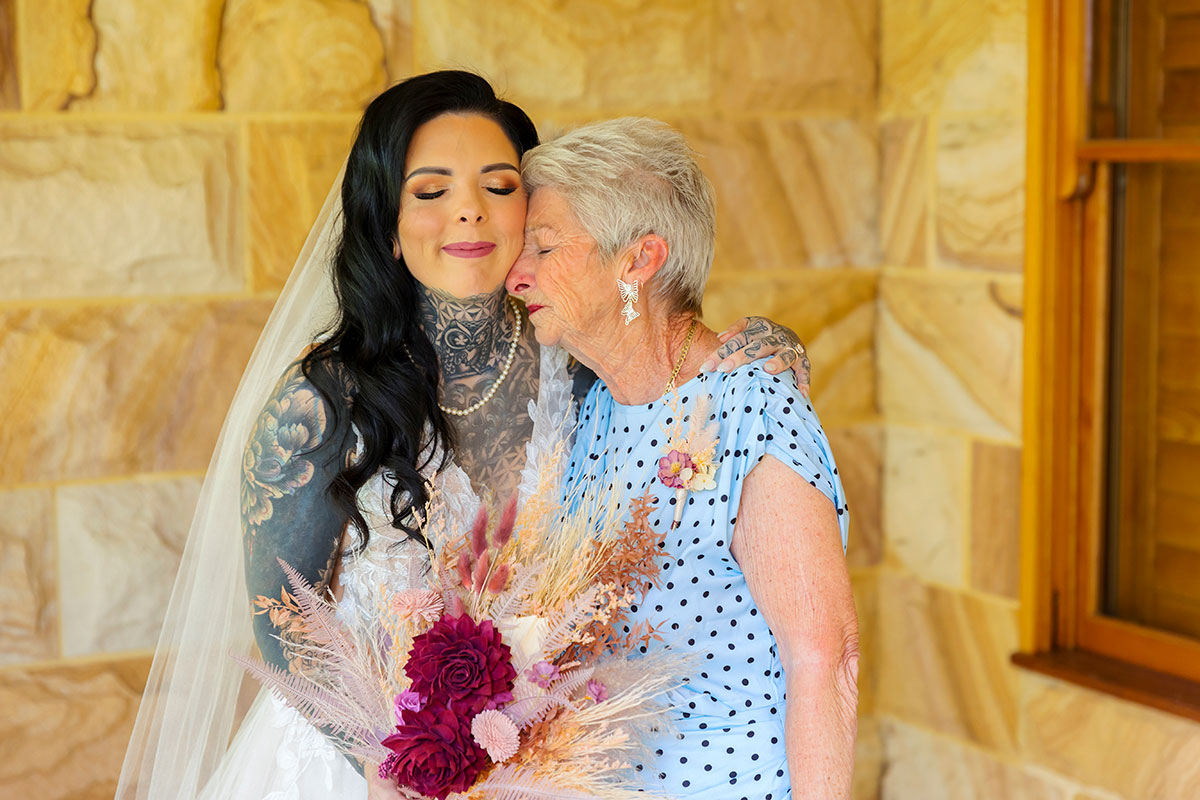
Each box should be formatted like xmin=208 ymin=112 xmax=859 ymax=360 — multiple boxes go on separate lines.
xmin=116 ymin=70 xmax=809 ymax=800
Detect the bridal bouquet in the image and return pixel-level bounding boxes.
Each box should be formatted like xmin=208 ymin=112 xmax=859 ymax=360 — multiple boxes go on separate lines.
xmin=238 ymin=460 xmax=682 ymax=799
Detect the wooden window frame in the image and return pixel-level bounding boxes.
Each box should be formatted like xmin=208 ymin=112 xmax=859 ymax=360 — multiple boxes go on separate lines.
xmin=1017 ymin=0 xmax=1200 ymax=721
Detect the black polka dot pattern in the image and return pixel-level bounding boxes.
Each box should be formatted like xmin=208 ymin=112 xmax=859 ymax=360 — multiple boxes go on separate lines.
xmin=562 ymin=364 xmax=850 ymax=798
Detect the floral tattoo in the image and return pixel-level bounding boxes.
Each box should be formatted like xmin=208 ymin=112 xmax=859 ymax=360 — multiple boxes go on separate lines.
xmin=242 ymin=364 xmax=328 ymax=537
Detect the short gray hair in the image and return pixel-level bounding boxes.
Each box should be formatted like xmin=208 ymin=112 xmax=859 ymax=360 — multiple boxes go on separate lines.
xmin=521 ymin=118 xmax=716 ymax=313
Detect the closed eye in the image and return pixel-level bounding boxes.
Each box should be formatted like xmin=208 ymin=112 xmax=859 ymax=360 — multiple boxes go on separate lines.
xmin=488 ymin=187 xmax=518 ymax=196
xmin=414 ymin=190 xmax=445 ymax=200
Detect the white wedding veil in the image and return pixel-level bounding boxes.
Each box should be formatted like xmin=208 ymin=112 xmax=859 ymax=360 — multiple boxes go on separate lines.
xmin=116 ymin=165 xmax=348 ymax=799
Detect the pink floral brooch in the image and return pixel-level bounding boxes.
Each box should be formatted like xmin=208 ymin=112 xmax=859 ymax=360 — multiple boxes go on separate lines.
xmin=656 ymin=394 xmax=721 ymax=529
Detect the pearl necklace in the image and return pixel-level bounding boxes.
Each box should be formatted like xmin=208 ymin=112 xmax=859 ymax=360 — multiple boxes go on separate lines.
xmin=437 ymin=296 xmax=523 ymax=417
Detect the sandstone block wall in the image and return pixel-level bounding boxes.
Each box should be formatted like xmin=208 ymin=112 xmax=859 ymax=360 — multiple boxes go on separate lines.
xmin=1 ymin=1 xmax=1197 ymax=798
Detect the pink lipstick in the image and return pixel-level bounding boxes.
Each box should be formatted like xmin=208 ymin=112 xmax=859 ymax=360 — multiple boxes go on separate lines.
xmin=443 ymin=241 xmax=496 ymax=258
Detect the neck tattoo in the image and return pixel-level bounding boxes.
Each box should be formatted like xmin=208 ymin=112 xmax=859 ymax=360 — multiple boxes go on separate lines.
xmin=416 ymin=285 xmax=513 ymax=381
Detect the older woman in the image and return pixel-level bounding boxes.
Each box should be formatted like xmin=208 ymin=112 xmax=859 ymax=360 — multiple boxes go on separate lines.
xmin=506 ymin=118 xmax=858 ymax=799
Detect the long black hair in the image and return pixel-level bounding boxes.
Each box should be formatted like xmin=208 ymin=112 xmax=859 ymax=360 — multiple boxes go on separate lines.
xmin=302 ymin=71 xmax=539 ymax=547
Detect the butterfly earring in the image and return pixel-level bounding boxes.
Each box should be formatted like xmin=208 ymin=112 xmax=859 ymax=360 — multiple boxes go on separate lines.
xmin=618 ymin=278 xmax=640 ymax=325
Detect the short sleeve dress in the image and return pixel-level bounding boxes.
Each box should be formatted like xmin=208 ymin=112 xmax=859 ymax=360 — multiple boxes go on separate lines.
xmin=563 ymin=363 xmax=849 ymax=800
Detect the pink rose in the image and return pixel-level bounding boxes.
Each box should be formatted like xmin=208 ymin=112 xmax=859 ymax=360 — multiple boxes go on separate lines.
xmin=393 ymin=690 xmax=423 ymax=721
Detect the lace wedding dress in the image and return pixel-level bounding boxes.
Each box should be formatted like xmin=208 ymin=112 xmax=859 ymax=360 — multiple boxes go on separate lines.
xmin=195 ymin=348 xmax=573 ymax=800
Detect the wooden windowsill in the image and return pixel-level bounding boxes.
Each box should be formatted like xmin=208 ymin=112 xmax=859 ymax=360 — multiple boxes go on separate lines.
xmin=1076 ymin=139 xmax=1200 ymax=162
xmin=1012 ymin=649 xmax=1200 ymax=724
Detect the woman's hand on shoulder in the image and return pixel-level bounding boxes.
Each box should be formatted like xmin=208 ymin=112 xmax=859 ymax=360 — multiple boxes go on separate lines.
xmin=699 ymin=316 xmax=811 ymax=396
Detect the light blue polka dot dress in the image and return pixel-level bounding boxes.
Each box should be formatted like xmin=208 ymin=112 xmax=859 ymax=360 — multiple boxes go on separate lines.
xmin=563 ymin=363 xmax=849 ymax=800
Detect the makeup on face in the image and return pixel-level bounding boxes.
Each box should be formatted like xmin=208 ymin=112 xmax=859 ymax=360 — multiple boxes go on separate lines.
xmin=441 ymin=241 xmax=497 ymax=258
xmin=396 ymin=114 xmax=527 ymax=299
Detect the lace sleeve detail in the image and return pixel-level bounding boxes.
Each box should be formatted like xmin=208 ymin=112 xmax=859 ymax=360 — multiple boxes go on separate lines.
xmin=517 ymin=346 xmax=576 ymax=507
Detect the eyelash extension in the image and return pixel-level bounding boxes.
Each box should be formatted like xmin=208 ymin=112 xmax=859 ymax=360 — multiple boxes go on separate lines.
xmin=413 ymin=186 xmax=517 ymax=200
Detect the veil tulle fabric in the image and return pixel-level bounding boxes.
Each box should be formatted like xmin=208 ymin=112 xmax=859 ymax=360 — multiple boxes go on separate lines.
xmin=116 ymin=166 xmax=348 ymax=799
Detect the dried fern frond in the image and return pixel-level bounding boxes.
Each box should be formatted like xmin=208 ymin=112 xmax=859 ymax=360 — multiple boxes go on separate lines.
xmin=540 ymin=586 xmax=601 ymax=659
xmin=230 ymin=653 xmax=388 ymax=762
xmin=276 ymin=559 xmax=388 ymax=712
xmin=503 ymin=692 xmax=574 ymax=729
xmin=547 ymin=665 xmax=594 ymax=700
xmin=472 ymin=763 xmax=594 ymax=800
xmin=483 ymin=563 xmax=540 ymax=622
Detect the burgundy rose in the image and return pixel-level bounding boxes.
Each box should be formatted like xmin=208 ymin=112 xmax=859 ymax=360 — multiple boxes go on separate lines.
xmin=381 ymin=704 xmax=488 ymax=799
xmin=405 ymin=613 xmax=516 ymax=715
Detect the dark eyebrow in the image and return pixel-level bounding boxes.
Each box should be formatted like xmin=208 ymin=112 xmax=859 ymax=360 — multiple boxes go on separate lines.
xmin=404 ymin=163 xmax=519 ymax=183
xmin=404 ymin=166 xmax=451 ymax=182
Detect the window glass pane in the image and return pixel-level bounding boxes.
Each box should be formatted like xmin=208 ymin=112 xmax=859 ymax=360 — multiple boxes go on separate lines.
xmin=1089 ymin=0 xmax=1126 ymax=138
xmin=1094 ymin=0 xmax=1200 ymax=139
xmin=1160 ymin=8 xmax=1200 ymax=136
xmin=1104 ymin=162 xmax=1200 ymax=639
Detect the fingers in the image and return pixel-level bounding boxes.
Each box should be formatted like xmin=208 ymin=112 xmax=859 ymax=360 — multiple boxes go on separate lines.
xmin=792 ymin=351 xmax=812 ymax=398
xmin=727 ymin=339 xmax=812 ymax=394
xmin=365 ymin=763 xmax=412 ymax=799
xmin=704 ymin=335 xmax=798 ymax=374
xmin=762 ymin=353 xmax=791 ymax=375
xmin=756 ymin=338 xmax=803 ymax=377
xmin=703 ymin=315 xmax=813 ymax=395
xmin=701 ymin=331 xmax=751 ymax=372
xmin=703 ymin=317 xmax=768 ymax=372
xmin=715 ymin=316 xmax=750 ymax=344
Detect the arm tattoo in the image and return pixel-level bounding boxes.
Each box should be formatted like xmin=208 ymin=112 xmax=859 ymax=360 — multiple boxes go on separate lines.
xmin=242 ymin=362 xmax=355 ymax=673
xmin=241 ymin=362 xmax=361 ymax=766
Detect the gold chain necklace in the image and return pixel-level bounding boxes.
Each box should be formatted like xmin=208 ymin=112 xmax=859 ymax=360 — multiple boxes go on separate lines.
xmin=663 ymin=318 xmax=698 ymax=395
